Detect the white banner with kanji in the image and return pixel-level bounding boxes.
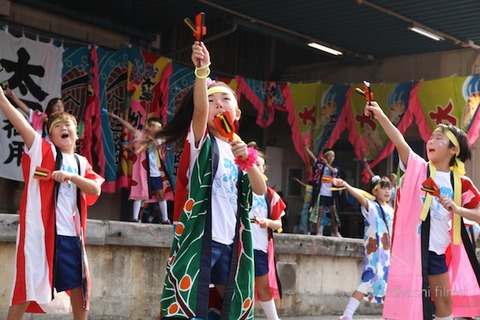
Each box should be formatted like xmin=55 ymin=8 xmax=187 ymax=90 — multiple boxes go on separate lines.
xmin=0 ymin=29 xmax=63 ymax=181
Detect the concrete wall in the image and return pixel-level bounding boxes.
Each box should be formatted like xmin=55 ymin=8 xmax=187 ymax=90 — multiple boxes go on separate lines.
xmin=0 ymin=213 xmax=382 ymax=319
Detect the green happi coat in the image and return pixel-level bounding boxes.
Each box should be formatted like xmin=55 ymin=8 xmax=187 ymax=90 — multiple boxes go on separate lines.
xmin=161 ymin=135 xmax=255 ymax=320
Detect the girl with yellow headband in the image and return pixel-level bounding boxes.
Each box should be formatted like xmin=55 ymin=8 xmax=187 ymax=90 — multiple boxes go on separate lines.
xmin=334 ymin=175 xmax=393 ymax=320
xmin=364 ymin=101 xmax=480 ymax=320
xmin=250 ymin=150 xmax=285 ymax=320
xmin=0 ymin=89 xmax=104 ymax=319
xmin=109 ymin=113 xmax=172 ymax=224
xmin=157 ymin=41 xmax=265 ymax=320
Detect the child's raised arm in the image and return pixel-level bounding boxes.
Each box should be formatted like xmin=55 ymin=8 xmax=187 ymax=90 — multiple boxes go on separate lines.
xmin=0 ymin=87 xmax=36 ymax=149
xmin=109 ymin=112 xmax=136 ymax=134
xmin=334 ymin=178 xmax=369 ymax=210
xmin=304 ymin=145 xmax=316 ymax=162
xmin=365 ymin=101 xmax=411 ymax=167
xmin=6 ymin=88 xmax=30 ymax=117
xmin=362 ymin=158 xmax=375 ymax=177
xmin=292 ymin=177 xmax=308 ymax=188
xmin=191 ymin=41 xmax=210 ymax=145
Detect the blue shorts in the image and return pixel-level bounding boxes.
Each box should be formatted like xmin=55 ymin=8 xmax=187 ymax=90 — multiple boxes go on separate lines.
xmin=54 ymin=235 xmax=83 ymax=292
xmin=428 ymin=251 xmax=448 ymax=275
xmin=211 ymin=241 xmax=232 ymax=285
xmin=254 ymin=249 xmax=269 ymax=277
xmin=149 ymin=176 xmax=163 ymax=192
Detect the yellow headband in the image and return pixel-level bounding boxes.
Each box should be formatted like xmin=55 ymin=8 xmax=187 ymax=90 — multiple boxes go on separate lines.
xmin=435 ymin=127 xmax=459 ymax=155
xmin=207 ymin=86 xmax=233 ymax=96
xmin=324 ymin=150 xmax=335 ymax=157
xmin=434 ymin=127 xmax=465 ymax=175
xmin=371 ymin=175 xmax=382 ymax=191
xmin=149 ymin=121 xmax=162 ymax=128
xmin=49 ymin=118 xmax=74 ymax=133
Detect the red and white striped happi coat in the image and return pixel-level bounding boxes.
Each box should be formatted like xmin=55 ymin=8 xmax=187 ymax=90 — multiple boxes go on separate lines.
xmin=10 ymin=134 xmax=104 ymax=314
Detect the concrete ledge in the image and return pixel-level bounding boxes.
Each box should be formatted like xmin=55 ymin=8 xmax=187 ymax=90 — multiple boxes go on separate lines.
xmin=273 ymin=232 xmax=363 ymax=257
xmin=0 ymin=213 xmax=374 ymax=319
xmin=0 ymin=213 xmax=364 ymax=255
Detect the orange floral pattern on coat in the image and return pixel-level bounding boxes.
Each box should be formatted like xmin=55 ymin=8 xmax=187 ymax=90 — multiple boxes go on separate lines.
xmin=366 ymin=237 xmax=378 ymax=254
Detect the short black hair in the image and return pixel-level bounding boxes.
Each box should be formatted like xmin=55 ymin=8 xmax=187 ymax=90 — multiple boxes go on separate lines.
xmin=369 ymin=175 xmax=391 ymax=192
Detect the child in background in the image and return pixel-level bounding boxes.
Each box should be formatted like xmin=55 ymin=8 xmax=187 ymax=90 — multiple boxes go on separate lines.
xmin=137 ymin=201 xmax=161 ymax=223
xmin=157 ymin=41 xmax=266 ymax=320
xmin=0 ymin=89 xmax=104 ymax=320
xmin=334 ymin=175 xmax=393 ymax=320
xmin=5 ymin=87 xmax=64 ymax=138
xmin=250 ymin=150 xmax=285 ymax=320
xmin=387 ymin=172 xmax=397 ymax=208
xmin=304 ymin=146 xmax=341 ymax=237
xmin=365 ymin=101 xmax=480 ymax=320
xmin=109 ymin=112 xmax=172 ymax=224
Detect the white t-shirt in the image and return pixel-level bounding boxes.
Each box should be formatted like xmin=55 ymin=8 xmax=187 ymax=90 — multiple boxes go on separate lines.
xmin=429 ymin=171 xmax=453 ymax=254
xmin=148 ymin=142 xmax=161 ymax=177
xmin=250 ymin=194 xmax=269 ymax=252
xmin=56 ymin=153 xmax=79 ymax=236
xmin=319 ymin=166 xmax=334 ymax=197
xmin=188 ymin=129 xmax=239 ymax=245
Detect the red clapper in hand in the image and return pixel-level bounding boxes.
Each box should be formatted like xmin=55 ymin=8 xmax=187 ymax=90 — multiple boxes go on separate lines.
xmin=213 ymin=112 xmax=235 ymax=141
xmin=184 ymin=12 xmax=207 ymax=41
xmin=194 ymin=12 xmax=206 ymax=41
xmin=33 ymin=166 xmax=52 ymax=180
xmin=184 ymin=12 xmax=207 ymax=66
xmin=421 ymin=177 xmax=440 ymax=197
xmin=363 ymin=81 xmax=374 ymax=106
xmin=355 ymin=81 xmax=375 ymax=118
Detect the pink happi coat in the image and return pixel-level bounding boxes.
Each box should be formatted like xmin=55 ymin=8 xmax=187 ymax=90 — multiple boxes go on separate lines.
xmin=10 ymin=134 xmax=104 ymax=314
xmin=383 ymin=152 xmax=480 ymax=319
xmin=129 ymin=130 xmax=173 ymax=202
xmin=29 ymin=109 xmax=46 ymax=135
